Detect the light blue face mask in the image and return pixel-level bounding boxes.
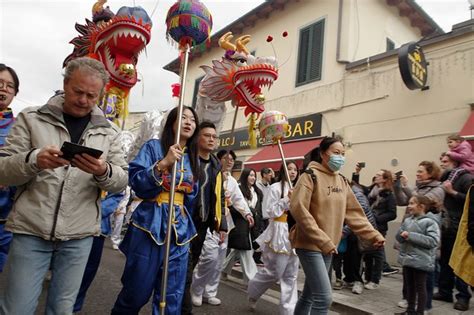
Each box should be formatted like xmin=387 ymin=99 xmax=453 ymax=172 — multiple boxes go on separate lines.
xmin=328 ymin=154 xmax=345 ymax=172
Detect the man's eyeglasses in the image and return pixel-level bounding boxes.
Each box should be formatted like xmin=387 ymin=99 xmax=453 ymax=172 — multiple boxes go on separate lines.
xmin=202 ymin=133 xmax=218 ymax=140
xmin=0 ymin=80 xmax=15 ymax=94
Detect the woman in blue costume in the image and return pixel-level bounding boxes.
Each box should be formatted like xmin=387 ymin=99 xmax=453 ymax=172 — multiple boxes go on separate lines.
xmin=112 ymin=106 xmax=200 ymax=315
xmin=0 ymin=63 xmax=19 ymax=272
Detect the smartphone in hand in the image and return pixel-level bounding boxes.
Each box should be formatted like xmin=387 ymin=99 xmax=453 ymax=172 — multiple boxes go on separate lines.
xmin=60 ymin=142 xmax=103 ymax=161
xmin=358 ymin=162 xmax=366 ymax=168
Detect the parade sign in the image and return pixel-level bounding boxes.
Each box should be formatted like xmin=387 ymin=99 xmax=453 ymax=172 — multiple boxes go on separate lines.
xmin=219 ymin=112 xmax=322 ymax=151
xmin=398 ymin=42 xmax=428 ymax=90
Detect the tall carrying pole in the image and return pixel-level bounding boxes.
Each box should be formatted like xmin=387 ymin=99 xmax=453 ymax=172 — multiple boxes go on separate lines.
xmin=159 ymin=43 xmax=191 ymax=313
xmin=277 ymin=139 xmax=293 ymax=190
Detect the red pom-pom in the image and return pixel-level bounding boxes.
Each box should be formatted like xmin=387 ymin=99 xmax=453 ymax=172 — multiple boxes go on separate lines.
xmin=266 ymin=35 xmax=273 ymax=42
xmin=282 ymin=31 xmax=288 ymax=37
xmin=171 ymin=83 xmax=181 ymax=98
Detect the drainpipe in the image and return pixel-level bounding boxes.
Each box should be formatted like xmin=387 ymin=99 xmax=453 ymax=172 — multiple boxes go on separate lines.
xmin=336 ymin=0 xmax=349 ymax=63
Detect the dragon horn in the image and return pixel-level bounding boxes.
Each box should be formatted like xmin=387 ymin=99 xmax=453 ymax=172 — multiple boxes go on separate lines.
xmin=236 ymin=35 xmax=251 ymax=55
xmin=218 ymin=32 xmax=236 ymax=51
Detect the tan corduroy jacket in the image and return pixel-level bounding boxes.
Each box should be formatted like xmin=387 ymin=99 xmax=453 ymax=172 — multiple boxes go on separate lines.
xmin=289 ymin=161 xmax=384 ymax=254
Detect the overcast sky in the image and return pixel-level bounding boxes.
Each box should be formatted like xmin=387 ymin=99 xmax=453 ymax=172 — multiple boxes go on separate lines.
xmin=0 ymin=0 xmax=471 ymax=114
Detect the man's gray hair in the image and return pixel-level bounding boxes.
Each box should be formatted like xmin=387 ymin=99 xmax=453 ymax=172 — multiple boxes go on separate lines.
xmin=64 ymin=57 xmax=109 ymax=87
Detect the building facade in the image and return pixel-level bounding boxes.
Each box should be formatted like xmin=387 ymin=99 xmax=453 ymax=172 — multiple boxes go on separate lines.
xmin=163 ymin=0 xmax=474 ymax=264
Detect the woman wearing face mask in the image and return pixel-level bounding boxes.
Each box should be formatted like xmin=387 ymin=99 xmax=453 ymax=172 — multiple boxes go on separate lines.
xmin=289 ymin=136 xmax=385 ymax=315
xmin=247 ymin=161 xmax=300 ymax=314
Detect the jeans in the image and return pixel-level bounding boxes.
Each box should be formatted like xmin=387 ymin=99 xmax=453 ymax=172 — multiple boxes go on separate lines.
xmin=0 ymin=233 xmax=93 ymax=315
xmin=73 ymin=236 xmax=106 ymax=312
xmin=363 ymin=249 xmax=384 ymax=284
xmin=294 ymin=249 xmax=333 ymax=315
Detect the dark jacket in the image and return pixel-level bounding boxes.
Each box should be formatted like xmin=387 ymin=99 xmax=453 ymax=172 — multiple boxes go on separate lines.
xmin=369 ymin=188 xmax=397 ymax=235
xmin=468 ymin=184 xmax=474 ymax=248
xmin=194 ymin=154 xmax=227 ymax=233
xmin=441 ymin=169 xmax=473 ymax=236
xmin=228 ymin=185 xmax=262 ymax=250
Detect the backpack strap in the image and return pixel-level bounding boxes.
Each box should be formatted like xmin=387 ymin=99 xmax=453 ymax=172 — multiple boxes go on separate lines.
xmin=304 ymin=168 xmax=317 ymax=183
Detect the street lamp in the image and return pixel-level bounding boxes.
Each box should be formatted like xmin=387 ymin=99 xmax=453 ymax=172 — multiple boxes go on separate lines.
xmin=469 ymin=0 xmax=474 ymax=19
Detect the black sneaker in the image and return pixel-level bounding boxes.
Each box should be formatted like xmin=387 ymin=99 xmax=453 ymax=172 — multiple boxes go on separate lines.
xmin=432 ymin=292 xmax=453 ymax=303
xmin=453 ymin=299 xmax=469 ymax=311
xmin=382 ymin=267 xmax=399 ymax=276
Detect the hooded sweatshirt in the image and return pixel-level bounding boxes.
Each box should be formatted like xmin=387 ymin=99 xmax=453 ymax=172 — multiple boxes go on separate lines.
xmin=289 ymin=161 xmax=384 ymax=254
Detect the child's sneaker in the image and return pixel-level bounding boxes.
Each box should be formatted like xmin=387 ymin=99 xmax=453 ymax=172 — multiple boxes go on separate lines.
xmin=352 ymin=281 xmax=364 ymax=294
xmin=397 ymin=299 xmax=408 ymax=308
xmin=333 ymin=278 xmax=344 ymax=290
xmin=364 ymin=282 xmax=379 ymax=290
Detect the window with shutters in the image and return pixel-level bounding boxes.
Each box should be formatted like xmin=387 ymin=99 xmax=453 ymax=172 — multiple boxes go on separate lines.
xmin=296 ymin=19 xmax=325 ymax=86
xmin=191 ymin=76 xmax=204 ymax=109
xmin=386 ymin=38 xmax=395 ymax=51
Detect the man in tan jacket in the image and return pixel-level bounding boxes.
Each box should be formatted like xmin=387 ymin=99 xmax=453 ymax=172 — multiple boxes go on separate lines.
xmin=0 ymin=57 xmax=128 ymax=314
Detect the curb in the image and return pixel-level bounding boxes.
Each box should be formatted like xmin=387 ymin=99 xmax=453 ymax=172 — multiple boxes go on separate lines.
xmin=227 ymin=268 xmax=372 ymax=315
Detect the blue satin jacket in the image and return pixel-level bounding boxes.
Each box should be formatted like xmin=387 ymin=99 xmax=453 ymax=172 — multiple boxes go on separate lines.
xmin=0 ymin=111 xmax=15 ymax=220
xmin=128 ymin=139 xmax=198 ymax=245
xmin=100 ymin=191 xmax=126 ymax=236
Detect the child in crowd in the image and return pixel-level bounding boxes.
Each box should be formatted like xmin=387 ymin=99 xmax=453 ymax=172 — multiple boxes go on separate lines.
xmin=446 ymin=134 xmax=474 ymax=181
xmin=396 ymin=195 xmax=440 ymax=315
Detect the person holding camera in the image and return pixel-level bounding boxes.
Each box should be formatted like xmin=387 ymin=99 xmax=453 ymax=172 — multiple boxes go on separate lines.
xmin=0 ymin=57 xmax=128 ymax=314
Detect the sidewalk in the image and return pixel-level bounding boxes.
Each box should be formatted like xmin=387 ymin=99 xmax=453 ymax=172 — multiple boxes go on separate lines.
xmin=228 ymin=266 xmax=473 ymax=314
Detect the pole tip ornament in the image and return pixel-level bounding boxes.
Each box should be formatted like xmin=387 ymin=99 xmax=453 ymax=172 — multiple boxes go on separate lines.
xmin=165 ymin=0 xmax=213 ymax=51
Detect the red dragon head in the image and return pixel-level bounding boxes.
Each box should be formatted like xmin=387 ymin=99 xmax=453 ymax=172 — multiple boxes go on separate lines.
xmin=64 ymin=1 xmax=152 ymax=125
xmin=198 ymin=32 xmax=278 ymax=117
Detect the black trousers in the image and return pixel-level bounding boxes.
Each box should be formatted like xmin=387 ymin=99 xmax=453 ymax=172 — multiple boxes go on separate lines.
xmin=404 ymin=266 xmax=427 ymax=313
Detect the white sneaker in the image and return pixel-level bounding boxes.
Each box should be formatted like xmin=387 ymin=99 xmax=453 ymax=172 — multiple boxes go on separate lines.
xmin=397 ymin=299 xmax=408 ymax=308
xmin=352 ymin=281 xmax=363 ymax=294
xmin=248 ymin=297 xmax=257 ymax=311
xmin=112 ymin=244 xmax=119 ymax=250
xmin=191 ymin=292 xmax=202 ymax=307
xmin=364 ymin=282 xmax=379 ymax=290
xmin=204 ymin=297 xmax=221 ymax=306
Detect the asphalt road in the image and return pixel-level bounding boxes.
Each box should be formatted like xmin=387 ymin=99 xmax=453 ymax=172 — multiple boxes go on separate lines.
xmin=0 ymin=239 xmax=280 ymax=314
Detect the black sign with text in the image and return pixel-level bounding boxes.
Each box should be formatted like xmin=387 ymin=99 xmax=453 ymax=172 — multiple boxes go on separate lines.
xmin=218 ymin=112 xmax=322 ymax=151
xmin=398 ymin=42 xmax=428 ymax=90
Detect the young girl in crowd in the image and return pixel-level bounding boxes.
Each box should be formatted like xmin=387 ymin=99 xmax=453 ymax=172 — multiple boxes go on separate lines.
xmin=289 ymin=136 xmax=385 ymax=315
xmin=112 ymin=106 xmax=200 ymax=315
xmin=247 ymin=161 xmax=299 ymax=314
xmin=396 ymin=195 xmax=440 ymax=315
xmin=446 ymin=134 xmax=474 ymax=181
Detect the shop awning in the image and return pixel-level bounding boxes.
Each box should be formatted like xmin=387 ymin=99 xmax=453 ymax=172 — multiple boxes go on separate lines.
xmin=460 ymin=111 xmax=474 ymax=151
xmin=243 ymin=138 xmax=322 ymax=172
xmin=460 ymin=111 xmax=474 ymax=139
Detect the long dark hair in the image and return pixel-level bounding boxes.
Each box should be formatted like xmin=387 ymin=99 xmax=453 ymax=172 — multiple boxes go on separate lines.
xmin=278 ymin=161 xmax=299 ymax=198
xmin=239 ymin=168 xmax=262 ymax=201
xmin=161 ymin=106 xmax=200 ymax=178
xmin=307 ymin=136 xmax=344 ymax=164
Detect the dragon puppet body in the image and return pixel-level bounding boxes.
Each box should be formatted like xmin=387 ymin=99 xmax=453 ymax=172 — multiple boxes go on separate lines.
xmin=195 ymin=32 xmax=279 ymax=146
xmin=64 ymin=0 xmax=152 ymax=127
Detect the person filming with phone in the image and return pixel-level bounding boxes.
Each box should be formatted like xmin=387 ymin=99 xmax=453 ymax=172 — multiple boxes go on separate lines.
xmin=0 ymin=57 xmax=128 ymax=314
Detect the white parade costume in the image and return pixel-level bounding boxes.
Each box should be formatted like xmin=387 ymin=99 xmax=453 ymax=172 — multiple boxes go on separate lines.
xmin=247 ymin=181 xmax=299 ymax=315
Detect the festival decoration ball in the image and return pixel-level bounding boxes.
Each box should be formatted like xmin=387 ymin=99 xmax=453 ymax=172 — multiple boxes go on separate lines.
xmin=166 ymin=0 xmax=213 ymax=49
xmin=258 ymin=111 xmax=289 ymax=143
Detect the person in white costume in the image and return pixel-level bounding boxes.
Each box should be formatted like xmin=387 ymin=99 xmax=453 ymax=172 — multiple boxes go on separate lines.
xmin=191 ymin=150 xmax=254 ymax=306
xmin=247 ymin=161 xmax=300 ymax=314
xmin=110 ymin=186 xmax=130 ymax=250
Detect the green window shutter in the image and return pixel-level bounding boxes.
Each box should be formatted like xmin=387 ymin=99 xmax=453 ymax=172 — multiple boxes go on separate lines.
xmin=296 ymin=19 xmax=325 ymax=86
xmin=297 ymin=28 xmax=310 ymax=84
xmin=191 ymin=76 xmax=204 ymax=109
